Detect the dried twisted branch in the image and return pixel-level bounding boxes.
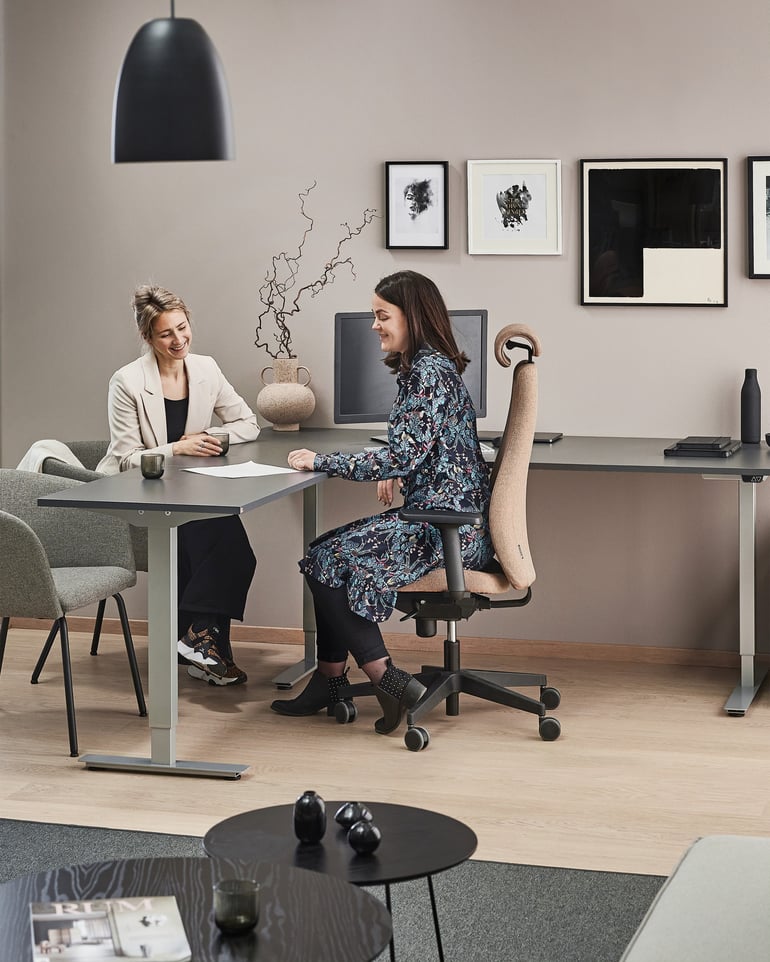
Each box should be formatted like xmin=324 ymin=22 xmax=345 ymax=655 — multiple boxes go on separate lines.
xmin=255 ymin=182 xmax=378 ymax=358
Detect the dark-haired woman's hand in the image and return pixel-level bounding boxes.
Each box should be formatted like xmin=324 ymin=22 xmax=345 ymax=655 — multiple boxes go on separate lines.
xmin=288 ymin=449 xmax=317 ymax=471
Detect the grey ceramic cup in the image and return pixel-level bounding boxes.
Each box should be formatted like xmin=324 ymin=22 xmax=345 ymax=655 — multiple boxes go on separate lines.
xmin=140 ymin=453 xmax=165 ymax=479
xmin=213 ymin=877 xmax=260 ymax=934
xmin=208 ymin=429 xmax=230 ymax=455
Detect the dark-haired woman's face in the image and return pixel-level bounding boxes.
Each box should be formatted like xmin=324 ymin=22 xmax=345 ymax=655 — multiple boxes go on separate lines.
xmin=372 ymin=294 xmax=408 ymax=354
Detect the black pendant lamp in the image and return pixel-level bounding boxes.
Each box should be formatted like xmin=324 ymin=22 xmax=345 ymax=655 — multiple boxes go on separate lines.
xmin=112 ymin=1 xmax=233 ymax=163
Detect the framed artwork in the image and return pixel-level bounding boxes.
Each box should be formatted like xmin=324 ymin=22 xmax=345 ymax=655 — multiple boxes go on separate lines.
xmin=467 ymin=159 xmax=562 ymax=255
xmin=747 ymin=156 xmax=770 ymax=278
xmin=385 ymin=161 xmax=448 ymax=249
xmin=581 ymin=158 xmax=727 ymax=306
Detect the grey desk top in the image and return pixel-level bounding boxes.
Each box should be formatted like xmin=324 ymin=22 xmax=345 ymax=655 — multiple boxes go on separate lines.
xmin=38 ymin=430 xmax=770 ymax=516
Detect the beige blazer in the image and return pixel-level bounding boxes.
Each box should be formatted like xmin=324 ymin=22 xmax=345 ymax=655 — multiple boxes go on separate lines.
xmin=97 ymin=352 xmax=259 ymax=474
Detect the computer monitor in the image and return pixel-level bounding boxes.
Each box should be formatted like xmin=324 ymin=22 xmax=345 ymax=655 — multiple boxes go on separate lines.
xmin=334 ymin=310 xmax=487 ymax=424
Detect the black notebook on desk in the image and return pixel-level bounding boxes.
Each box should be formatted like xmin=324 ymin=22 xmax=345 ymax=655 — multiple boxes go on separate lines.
xmin=664 ymin=437 xmax=742 ymax=458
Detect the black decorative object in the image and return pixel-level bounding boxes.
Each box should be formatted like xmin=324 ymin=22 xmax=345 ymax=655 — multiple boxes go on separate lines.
xmin=112 ymin=1 xmax=233 ymax=163
xmin=348 ymin=820 xmax=382 ymax=855
xmin=741 ymin=369 xmax=761 ymax=444
xmin=293 ymin=790 xmax=326 ymax=844
xmin=334 ymin=802 xmax=373 ymax=831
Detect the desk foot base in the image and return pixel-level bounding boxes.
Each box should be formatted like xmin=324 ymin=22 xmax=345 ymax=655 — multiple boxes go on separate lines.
xmin=272 ymin=661 xmax=316 ymax=690
xmin=723 ymin=667 xmax=769 ymax=716
xmin=79 ymin=754 xmax=248 ymax=779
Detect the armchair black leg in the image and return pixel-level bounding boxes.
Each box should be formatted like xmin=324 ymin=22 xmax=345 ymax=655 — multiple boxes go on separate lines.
xmin=0 ymin=617 xmax=9 ymax=674
xmin=58 ymin=617 xmax=79 ymax=757
xmin=90 ymin=599 xmax=106 ymax=655
xmin=31 ymin=622 xmax=60 ymax=683
xmin=114 ymin=593 xmax=147 ymax=717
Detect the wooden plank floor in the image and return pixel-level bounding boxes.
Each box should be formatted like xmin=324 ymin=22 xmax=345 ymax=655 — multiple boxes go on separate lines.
xmin=1 ymin=626 xmax=769 ymax=878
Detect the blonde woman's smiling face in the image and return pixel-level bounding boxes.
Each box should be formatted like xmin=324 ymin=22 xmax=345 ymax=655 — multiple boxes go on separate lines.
xmin=147 ymin=309 xmax=191 ymax=362
xmin=371 ymin=294 xmax=408 ymax=355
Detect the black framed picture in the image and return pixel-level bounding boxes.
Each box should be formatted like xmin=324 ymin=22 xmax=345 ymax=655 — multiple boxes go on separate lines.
xmin=580 ymin=158 xmax=727 ymax=306
xmin=747 ymin=156 xmax=770 ymax=278
xmin=385 ymin=161 xmax=448 ymax=249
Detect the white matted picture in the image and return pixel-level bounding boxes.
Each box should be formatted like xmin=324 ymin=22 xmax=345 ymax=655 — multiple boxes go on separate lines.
xmin=467 ymin=159 xmax=562 ymax=255
xmin=385 ymin=161 xmax=448 ymax=249
xmin=747 ymin=156 xmax=770 ymax=278
xmin=581 ymin=158 xmax=727 ymax=305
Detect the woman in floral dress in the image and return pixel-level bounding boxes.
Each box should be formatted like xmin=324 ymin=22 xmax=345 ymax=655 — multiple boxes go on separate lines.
xmin=271 ymin=270 xmax=493 ymax=734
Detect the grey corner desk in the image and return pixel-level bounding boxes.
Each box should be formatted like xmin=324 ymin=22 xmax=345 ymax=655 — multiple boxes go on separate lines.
xmin=38 ymin=431 xmax=770 ymax=779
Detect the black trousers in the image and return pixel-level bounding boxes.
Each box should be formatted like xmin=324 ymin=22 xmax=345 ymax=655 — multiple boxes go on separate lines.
xmin=306 ymin=575 xmax=389 ymax=667
xmin=177 ymin=516 xmax=256 ymax=648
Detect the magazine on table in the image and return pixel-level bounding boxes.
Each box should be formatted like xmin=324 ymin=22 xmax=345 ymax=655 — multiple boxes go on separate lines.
xmin=29 ymin=894 xmax=191 ymax=961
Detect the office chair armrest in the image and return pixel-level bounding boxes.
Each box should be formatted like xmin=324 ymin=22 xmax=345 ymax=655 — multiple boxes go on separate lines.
xmin=398 ymin=507 xmax=483 ymax=528
xmin=399 ymin=507 xmax=483 ymax=596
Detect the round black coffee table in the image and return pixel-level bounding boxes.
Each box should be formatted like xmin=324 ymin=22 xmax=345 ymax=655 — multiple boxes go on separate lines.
xmin=203 ymin=801 xmax=478 ymax=962
xmin=0 ymin=856 xmax=391 ymax=962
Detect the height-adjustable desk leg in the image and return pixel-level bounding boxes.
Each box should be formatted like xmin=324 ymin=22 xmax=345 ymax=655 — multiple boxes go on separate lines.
xmin=724 ymin=478 xmax=768 ymax=715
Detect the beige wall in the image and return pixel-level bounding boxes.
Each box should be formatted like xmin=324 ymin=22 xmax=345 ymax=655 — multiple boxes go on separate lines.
xmin=3 ymin=0 xmax=770 ymax=651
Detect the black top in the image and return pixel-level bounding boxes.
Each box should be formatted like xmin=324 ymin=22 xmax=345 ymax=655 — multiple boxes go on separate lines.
xmin=203 ymin=801 xmax=478 ymax=886
xmin=164 ymin=396 xmax=189 ymax=444
xmin=0 ymin=856 xmax=391 ymax=962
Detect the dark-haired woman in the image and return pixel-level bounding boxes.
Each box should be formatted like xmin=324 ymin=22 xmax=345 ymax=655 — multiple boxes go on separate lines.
xmin=271 ymin=270 xmax=493 ymax=734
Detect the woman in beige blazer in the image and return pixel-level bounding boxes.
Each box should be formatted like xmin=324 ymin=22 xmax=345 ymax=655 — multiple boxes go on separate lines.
xmin=98 ymin=285 xmax=258 ymax=687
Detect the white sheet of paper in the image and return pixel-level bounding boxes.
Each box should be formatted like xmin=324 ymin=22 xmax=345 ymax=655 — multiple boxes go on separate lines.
xmin=182 ymin=460 xmax=298 ymax=478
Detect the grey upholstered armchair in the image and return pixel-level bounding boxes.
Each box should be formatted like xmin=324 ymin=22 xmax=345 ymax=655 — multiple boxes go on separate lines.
xmin=40 ymin=440 xmax=148 ymax=653
xmin=0 ymin=469 xmax=146 ymax=756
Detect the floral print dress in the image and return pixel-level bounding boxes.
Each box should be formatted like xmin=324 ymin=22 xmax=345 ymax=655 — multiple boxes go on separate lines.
xmin=300 ymin=348 xmax=494 ymax=622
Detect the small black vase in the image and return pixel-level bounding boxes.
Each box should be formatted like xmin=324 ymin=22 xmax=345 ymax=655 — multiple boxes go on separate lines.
xmin=334 ymin=801 xmax=373 ymax=831
xmin=293 ymin=790 xmax=326 ymax=844
xmin=741 ymin=368 xmax=761 ymax=443
xmin=348 ymin=819 xmax=382 ymax=855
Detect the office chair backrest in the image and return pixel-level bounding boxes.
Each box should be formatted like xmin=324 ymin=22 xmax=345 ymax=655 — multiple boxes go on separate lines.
xmin=488 ymin=324 xmax=541 ymax=590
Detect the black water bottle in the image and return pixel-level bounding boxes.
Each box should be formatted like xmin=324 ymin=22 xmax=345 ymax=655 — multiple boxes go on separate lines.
xmin=741 ymin=368 xmax=761 ymax=443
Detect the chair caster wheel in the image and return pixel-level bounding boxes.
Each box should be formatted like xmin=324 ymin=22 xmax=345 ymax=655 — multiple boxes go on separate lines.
xmin=539 ymin=716 xmax=561 ymax=741
xmin=404 ymin=726 xmax=430 ymax=752
xmin=334 ymin=699 xmax=357 ymax=724
xmin=540 ymin=686 xmax=561 ymax=710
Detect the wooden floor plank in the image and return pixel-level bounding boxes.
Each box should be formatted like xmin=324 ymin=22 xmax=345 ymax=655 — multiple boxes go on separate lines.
xmin=1 ymin=627 xmax=768 ymax=877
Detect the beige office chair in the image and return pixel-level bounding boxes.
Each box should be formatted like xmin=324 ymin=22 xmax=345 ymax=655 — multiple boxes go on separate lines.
xmin=0 ymin=469 xmax=146 ymax=756
xmin=40 ymin=440 xmax=148 ymax=654
xmin=337 ymin=324 xmax=561 ymax=750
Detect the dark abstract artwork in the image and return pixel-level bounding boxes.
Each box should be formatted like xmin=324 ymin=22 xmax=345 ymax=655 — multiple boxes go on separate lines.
xmin=581 ymin=159 xmax=726 ymax=305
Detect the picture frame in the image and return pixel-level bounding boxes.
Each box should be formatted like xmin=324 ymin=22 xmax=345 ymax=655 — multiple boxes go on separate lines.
xmin=581 ymin=158 xmax=727 ymax=306
xmin=466 ymin=159 xmax=562 ymax=255
xmin=747 ymin=156 xmax=770 ymax=278
xmin=385 ymin=161 xmax=448 ymax=249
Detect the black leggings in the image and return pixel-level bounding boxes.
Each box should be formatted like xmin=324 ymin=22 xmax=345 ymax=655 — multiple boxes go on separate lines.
xmin=306 ymin=575 xmax=388 ymax=668
xmin=177 ymin=516 xmax=256 ymax=649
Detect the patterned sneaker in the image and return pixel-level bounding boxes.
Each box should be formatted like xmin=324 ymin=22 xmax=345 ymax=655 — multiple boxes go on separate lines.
xmin=187 ymin=660 xmax=247 ymax=686
xmin=177 ymin=624 xmax=227 ymax=675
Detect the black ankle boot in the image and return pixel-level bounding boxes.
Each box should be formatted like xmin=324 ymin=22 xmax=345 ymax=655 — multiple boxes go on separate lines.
xmin=271 ymin=668 xmax=349 ymax=717
xmin=374 ymin=660 xmax=426 ymax=734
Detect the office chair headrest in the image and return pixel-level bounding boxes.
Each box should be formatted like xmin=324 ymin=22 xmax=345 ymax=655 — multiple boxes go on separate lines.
xmin=494 ymin=324 xmax=542 ymax=367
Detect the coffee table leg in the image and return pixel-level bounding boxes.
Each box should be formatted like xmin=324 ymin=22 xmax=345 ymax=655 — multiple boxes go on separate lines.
xmin=427 ymin=875 xmax=445 ymax=962
xmin=385 ymin=883 xmax=396 ymax=962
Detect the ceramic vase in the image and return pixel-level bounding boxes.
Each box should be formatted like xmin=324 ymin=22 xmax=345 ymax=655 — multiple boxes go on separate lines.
xmin=347 ymin=819 xmax=382 ymax=855
xmin=741 ymin=368 xmax=761 ymax=444
xmin=293 ymin=789 xmax=326 ymax=844
xmin=334 ymin=801 xmax=373 ymax=831
xmin=257 ymin=357 xmax=315 ymax=431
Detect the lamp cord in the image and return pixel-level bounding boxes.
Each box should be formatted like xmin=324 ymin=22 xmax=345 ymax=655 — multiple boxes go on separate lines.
xmin=170 ymin=0 xmax=175 ymax=17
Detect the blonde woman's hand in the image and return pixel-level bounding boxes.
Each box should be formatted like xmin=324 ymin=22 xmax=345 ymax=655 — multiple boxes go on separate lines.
xmin=288 ymin=449 xmax=317 ymax=471
xmin=174 ymin=433 xmax=223 ymax=456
